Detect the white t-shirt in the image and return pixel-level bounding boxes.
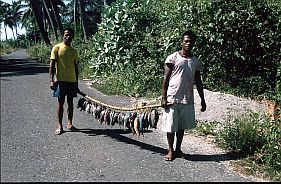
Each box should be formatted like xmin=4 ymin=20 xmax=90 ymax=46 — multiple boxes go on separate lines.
xmin=165 ymin=51 xmax=203 ymax=104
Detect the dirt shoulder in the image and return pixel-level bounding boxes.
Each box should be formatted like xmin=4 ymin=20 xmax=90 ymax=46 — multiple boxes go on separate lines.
xmin=81 ymin=79 xmax=270 ymax=181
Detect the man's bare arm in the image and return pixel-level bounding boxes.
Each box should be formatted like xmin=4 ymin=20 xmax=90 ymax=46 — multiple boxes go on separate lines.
xmin=161 ymin=63 xmax=173 ymax=107
xmin=195 ymin=71 xmax=206 ymax=112
xmin=49 ymin=59 xmax=56 ymax=90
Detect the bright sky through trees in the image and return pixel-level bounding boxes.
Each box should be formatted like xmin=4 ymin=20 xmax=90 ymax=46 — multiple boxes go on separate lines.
xmin=1 ymin=0 xmax=26 ymax=40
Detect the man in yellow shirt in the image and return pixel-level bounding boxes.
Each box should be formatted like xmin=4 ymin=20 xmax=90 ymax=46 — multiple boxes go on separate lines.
xmin=49 ymin=28 xmax=79 ymax=135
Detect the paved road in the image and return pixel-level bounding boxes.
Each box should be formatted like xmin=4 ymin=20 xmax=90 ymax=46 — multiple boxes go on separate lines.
xmin=1 ymin=49 xmax=255 ymax=182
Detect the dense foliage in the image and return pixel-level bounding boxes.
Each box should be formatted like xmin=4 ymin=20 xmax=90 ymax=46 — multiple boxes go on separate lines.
xmin=192 ymin=111 xmax=280 ymax=181
xmin=0 ymin=34 xmax=30 ymax=55
xmin=88 ymin=0 xmax=281 ymax=102
xmin=88 ymin=0 xmax=163 ymax=96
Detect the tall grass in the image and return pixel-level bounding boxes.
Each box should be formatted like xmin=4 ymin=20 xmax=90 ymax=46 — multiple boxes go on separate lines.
xmin=213 ymin=111 xmax=281 ymax=181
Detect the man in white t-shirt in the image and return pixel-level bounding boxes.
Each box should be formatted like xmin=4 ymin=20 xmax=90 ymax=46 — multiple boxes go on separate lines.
xmin=161 ymin=30 xmax=206 ymax=161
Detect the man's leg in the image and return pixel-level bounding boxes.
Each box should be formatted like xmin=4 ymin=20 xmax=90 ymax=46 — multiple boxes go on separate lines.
xmin=66 ymin=96 xmax=74 ymax=128
xmin=55 ymin=97 xmax=65 ymax=134
xmin=165 ymin=132 xmax=175 ymax=160
xmin=175 ymin=129 xmax=184 ymax=154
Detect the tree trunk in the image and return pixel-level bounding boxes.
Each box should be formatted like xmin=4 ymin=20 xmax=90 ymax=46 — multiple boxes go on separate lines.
xmin=29 ymin=0 xmax=51 ymax=46
xmin=43 ymin=0 xmax=58 ymax=40
xmin=42 ymin=6 xmax=49 ymax=34
xmin=79 ymin=0 xmax=88 ymax=41
xmin=73 ymin=0 xmax=78 ymax=32
xmin=4 ymin=26 xmax=7 ymax=40
xmin=15 ymin=23 xmax=18 ymax=38
xmin=50 ymin=0 xmax=63 ymax=36
xmin=42 ymin=3 xmax=46 ymax=29
xmin=11 ymin=28 xmax=15 ymax=40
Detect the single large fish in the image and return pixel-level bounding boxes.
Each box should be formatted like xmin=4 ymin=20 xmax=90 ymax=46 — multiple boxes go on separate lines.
xmin=150 ymin=109 xmax=159 ymax=129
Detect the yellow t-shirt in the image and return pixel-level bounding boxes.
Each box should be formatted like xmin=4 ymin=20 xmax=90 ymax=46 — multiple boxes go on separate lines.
xmin=50 ymin=42 xmax=78 ymax=82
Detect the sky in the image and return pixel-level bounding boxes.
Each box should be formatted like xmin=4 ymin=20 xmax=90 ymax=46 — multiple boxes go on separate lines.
xmin=0 ymin=0 xmax=27 ymax=40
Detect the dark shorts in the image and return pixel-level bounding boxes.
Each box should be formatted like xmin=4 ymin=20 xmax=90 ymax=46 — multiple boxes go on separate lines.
xmin=54 ymin=81 xmax=78 ymax=99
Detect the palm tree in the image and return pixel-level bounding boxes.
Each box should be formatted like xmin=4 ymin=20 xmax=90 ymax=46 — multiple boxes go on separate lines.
xmin=0 ymin=1 xmax=11 ymax=40
xmin=62 ymin=0 xmax=81 ymax=34
xmin=42 ymin=0 xmax=58 ymax=40
xmin=78 ymin=0 xmax=104 ymax=40
xmin=20 ymin=0 xmax=42 ymax=44
xmin=21 ymin=2 xmax=35 ymax=32
xmin=61 ymin=0 xmax=106 ymax=41
xmin=2 ymin=0 xmax=115 ymax=42
xmin=60 ymin=0 xmax=113 ymax=41
xmin=1 ymin=2 xmax=15 ymax=40
xmin=29 ymin=0 xmax=51 ymax=46
xmin=49 ymin=0 xmax=64 ymax=36
xmin=21 ymin=0 xmax=65 ymax=44
xmin=10 ymin=0 xmax=24 ymax=39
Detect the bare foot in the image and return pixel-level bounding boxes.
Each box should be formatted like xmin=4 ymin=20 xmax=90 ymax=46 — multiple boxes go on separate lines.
xmin=164 ymin=151 xmax=174 ymax=161
xmin=174 ymin=150 xmax=186 ymax=158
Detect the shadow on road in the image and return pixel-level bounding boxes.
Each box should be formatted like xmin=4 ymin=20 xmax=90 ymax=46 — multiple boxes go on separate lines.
xmin=0 ymin=57 xmax=49 ymax=77
xmin=68 ymin=128 xmax=239 ymax=162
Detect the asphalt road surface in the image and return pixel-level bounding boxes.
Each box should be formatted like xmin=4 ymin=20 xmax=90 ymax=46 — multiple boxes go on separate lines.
xmin=1 ymin=49 xmax=255 ymax=182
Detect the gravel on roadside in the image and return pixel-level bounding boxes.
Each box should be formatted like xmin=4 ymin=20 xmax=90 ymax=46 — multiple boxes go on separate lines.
xmin=80 ymin=79 xmax=269 ymax=182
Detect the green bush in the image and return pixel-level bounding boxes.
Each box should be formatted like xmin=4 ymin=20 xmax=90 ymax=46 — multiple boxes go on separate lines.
xmin=88 ymin=0 xmax=163 ymax=97
xmin=0 ymin=40 xmax=14 ymax=55
xmin=87 ymin=0 xmax=281 ymax=101
xmin=72 ymin=38 xmax=96 ymax=79
xmin=192 ymin=121 xmax=219 ymax=136
xmin=0 ymin=35 xmax=30 ymax=55
xmin=255 ymin=119 xmax=281 ymax=180
xmin=216 ymin=111 xmax=266 ymax=157
xmin=27 ymin=43 xmax=51 ymax=64
xmin=216 ymin=111 xmax=281 ymax=181
xmin=195 ymin=0 xmax=281 ymax=103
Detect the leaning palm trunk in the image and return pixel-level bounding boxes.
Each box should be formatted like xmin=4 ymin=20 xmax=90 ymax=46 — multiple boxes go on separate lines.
xmin=43 ymin=0 xmax=58 ymax=40
xmin=11 ymin=28 xmax=16 ymax=40
xmin=15 ymin=24 xmax=18 ymax=38
xmin=29 ymin=0 xmax=51 ymax=46
xmin=50 ymin=0 xmax=63 ymax=37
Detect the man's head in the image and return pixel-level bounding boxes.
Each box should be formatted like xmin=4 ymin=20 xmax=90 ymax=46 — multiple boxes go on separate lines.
xmin=63 ymin=28 xmax=75 ymax=45
xmin=181 ymin=30 xmax=196 ymax=52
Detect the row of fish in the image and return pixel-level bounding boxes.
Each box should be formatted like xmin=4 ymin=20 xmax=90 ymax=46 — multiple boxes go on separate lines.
xmin=76 ymin=98 xmax=160 ymax=136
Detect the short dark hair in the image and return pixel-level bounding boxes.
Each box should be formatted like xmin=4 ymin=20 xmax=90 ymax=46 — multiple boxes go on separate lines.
xmin=63 ymin=28 xmax=74 ymax=36
xmin=181 ymin=30 xmax=196 ymax=41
